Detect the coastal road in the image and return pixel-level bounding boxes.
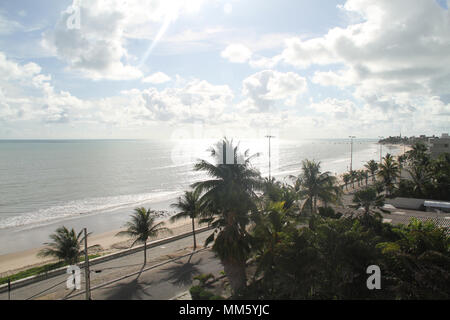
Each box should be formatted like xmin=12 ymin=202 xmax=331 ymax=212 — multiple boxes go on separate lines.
xmin=0 ymin=229 xmax=219 ymax=300
xmin=71 ymin=249 xmax=222 ymax=300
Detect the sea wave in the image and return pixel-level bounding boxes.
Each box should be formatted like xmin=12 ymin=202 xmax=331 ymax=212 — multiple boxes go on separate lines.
xmin=0 ymin=190 xmax=182 ymax=230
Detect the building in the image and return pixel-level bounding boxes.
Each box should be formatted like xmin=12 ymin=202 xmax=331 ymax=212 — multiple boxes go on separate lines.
xmin=429 ymin=133 xmax=450 ymax=159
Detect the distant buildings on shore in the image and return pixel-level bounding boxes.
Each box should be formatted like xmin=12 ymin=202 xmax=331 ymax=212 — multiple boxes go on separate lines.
xmin=429 ymin=133 xmax=450 ymax=159
xmin=378 ymin=133 xmax=450 ymax=159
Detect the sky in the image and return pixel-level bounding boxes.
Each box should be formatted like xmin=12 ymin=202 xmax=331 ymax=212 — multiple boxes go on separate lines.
xmin=0 ymin=0 xmax=449 ymax=140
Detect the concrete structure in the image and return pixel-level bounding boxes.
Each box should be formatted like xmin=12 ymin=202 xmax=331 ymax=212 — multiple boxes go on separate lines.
xmin=424 ymin=200 xmax=450 ymax=213
xmin=429 ymin=133 xmax=450 ymax=159
xmin=386 ymin=197 xmax=427 ymax=211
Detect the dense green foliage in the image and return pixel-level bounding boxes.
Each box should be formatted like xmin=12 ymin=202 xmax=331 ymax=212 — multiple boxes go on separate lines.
xmin=187 ymin=139 xmax=449 ymax=299
xmin=242 ymin=214 xmax=449 ymax=299
xmin=396 ymin=151 xmax=450 ymax=201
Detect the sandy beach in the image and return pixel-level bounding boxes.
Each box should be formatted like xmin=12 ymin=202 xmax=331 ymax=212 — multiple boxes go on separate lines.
xmin=0 ymin=216 xmax=205 ymax=277
xmin=0 ymin=143 xmax=411 ymax=278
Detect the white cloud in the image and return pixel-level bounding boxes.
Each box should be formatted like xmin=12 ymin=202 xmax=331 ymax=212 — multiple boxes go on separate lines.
xmin=44 ymin=0 xmax=208 ymax=80
xmin=221 ymin=43 xmax=252 ymax=63
xmin=249 ymin=55 xmax=282 ymax=69
xmin=283 ymin=0 xmax=450 ymax=98
xmin=98 ymin=79 xmax=235 ymax=125
xmin=224 ymin=3 xmax=233 ymax=15
xmin=142 ymin=72 xmax=171 ymax=84
xmin=0 ymin=52 xmax=85 ymax=123
xmin=240 ymin=70 xmax=307 ymax=112
xmin=0 ymin=52 xmax=41 ymax=80
xmin=239 ymin=0 xmax=450 ymax=135
xmin=0 ymin=12 xmax=23 ymax=35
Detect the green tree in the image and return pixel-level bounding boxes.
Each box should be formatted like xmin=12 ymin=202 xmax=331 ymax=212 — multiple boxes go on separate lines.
xmin=377 ymin=218 xmax=450 ymax=299
xmin=406 ymin=142 xmax=430 ymax=167
xmin=170 ymin=189 xmax=202 ymax=250
xmin=429 ymin=153 xmax=450 ymax=200
xmin=116 ymin=207 xmax=171 ymax=265
xmin=351 ymin=187 xmax=386 ymax=219
xmin=362 ymin=170 xmax=369 ymax=186
xmin=350 ymin=170 xmax=357 ymax=188
xmin=251 ymin=201 xmax=293 ymax=295
xmin=193 ymin=138 xmax=263 ymax=293
xmin=364 ymin=160 xmax=378 ymax=182
xmin=38 ymin=226 xmax=86 ymax=265
xmin=262 ymin=179 xmax=298 ymax=213
xmin=293 ymin=160 xmax=340 ymax=214
xmin=343 ymin=173 xmax=351 ymax=191
xmin=406 ymin=165 xmax=432 ymax=196
xmin=377 ymin=153 xmax=400 ymax=196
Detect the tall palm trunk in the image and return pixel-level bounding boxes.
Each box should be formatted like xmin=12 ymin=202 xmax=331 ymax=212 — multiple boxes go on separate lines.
xmin=144 ymin=242 xmax=147 ymax=265
xmin=223 ymin=259 xmax=247 ymax=293
xmin=313 ymin=197 xmax=317 ymax=214
xmin=191 ymin=217 xmax=197 ymax=250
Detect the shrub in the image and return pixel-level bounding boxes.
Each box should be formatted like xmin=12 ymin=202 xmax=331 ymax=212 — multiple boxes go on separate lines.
xmin=318 ymin=207 xmax=342 ymax=219
xmin=189 ymin=286 xmax=203 ymax=300
xmin=189 ymin=285 xmax=217 ymax=300
xmin=193 ymin=273 xmax=214 ymax=286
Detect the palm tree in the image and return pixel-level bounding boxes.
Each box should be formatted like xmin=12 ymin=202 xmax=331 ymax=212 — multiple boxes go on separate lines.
xmin=251 ymin=201 xmax=292 ymax=295
xmin=262 ymin=179 xmax=298 ymax=213
xmin=350 ymin=170 xmax=358 ymax=188
xmin=406 ymin=142 xmax=429 ymax=166
xmin=170 ymin=189 xmax=202 ymax=250
xmin=351 ymin=187 xmax=385 ymax=218
xmin=116 ymin=207 xmax=171 ymax=265
xmin=362 ymin=170 xmax=369 ymax=186
xmin=365 ymin=160 xmax=378 ymax=182
xmin=377 ymin=153 xmax=400 ymax=196
xmin=192 ymin=138 xmax=263 ymax=293
xmin=294 ymin=160 xmax=340 ymax=214
xmin=38 ymin=226 xmax=86 ymax=265
xmin=357 ymin=170 xmax=365 ymax=187
xmin=406 ymin=165 xmax=432 ymax=196
xmin=343 ymin=173 xmax=351 ymax=191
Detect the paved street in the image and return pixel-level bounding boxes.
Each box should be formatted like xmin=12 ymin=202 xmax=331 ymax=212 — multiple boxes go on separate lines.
xmin=72 ymin=249 xmax=222 ymax=300
xmin=0 ymin=229 xmax=218 ymax=300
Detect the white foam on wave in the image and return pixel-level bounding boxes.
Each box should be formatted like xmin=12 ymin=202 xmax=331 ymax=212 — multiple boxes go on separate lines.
xmin=0 ymin=190 xmax=183 ymax=230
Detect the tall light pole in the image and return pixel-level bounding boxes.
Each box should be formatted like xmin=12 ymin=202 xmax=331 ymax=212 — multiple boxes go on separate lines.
xmin=378 ymin=136 xmax=384 ymax=164
xmin=265 ymin=135 xmax=275 ymax=181
xmin=349 ymin=136 xmax=356 ymax=172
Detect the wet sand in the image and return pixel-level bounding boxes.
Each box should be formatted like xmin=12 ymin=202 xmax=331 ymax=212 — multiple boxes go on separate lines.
xmin=0 ymin=216 xmax=203 ymax=277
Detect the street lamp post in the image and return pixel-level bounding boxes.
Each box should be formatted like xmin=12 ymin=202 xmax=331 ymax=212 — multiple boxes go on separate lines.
xmin=349 ymin=136 xmax=356 ymax=172
xmin=265 ymin=135 xmax=275 ymax=181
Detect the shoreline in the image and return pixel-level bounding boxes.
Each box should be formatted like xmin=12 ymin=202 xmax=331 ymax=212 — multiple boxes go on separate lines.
xmin=0 ymin=216 xmax=205 ymax=277
xmin=0 ymin=143 xmax=410 ymax=277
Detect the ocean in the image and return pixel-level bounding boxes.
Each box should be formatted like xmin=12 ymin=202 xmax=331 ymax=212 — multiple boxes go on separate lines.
xmin=0 ymin=139 xmax=402 ymax=254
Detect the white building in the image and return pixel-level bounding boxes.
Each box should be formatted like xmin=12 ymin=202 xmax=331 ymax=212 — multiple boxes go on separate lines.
xmin=429 ymin=133 xmax=450 ymax=159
